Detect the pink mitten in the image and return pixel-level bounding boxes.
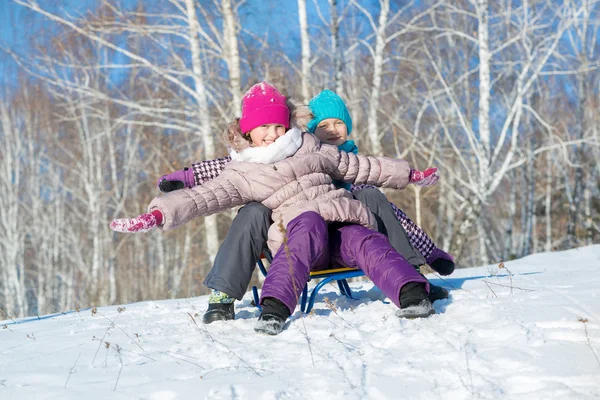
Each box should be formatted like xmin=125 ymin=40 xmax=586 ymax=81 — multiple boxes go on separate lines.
xmin=110 ymin=210 xmax=163 ymax=233
xmin=409 ymin=168 xmax=439 ymax=187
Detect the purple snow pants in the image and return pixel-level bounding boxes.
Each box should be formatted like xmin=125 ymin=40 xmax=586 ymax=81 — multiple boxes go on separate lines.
xmin=260 ymin=211 xmax=429 ymax=314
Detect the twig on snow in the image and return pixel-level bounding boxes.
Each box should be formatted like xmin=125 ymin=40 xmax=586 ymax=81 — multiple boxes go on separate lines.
xmin=64 ymin=353 xmax=81 ymax=388
xmin=579 ymin=317 xmax=600 ymax=369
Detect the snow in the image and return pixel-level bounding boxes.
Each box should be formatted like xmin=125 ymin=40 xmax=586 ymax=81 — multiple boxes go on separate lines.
xmin=2 ymin=245 xmax=599 ymax=399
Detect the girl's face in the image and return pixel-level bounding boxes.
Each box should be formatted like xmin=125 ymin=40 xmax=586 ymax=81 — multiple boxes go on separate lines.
xmin=248 ymin=123 xmax=286 ymax=147
xmin=313 ymin=118 xmax=348 ymax=146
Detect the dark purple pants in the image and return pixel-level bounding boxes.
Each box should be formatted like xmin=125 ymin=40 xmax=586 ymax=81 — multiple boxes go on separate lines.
xmin=260 ymin=212 xmax=429 ymax=314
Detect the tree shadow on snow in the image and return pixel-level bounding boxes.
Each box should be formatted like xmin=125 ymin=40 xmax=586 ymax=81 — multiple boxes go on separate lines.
xmin=428 ymin=271 xmax=542 ymax=291
xmin=299 ymin=282 xmax=454 ymax=317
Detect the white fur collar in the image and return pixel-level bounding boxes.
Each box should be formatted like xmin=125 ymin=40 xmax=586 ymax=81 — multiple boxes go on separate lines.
xmin=229 ymin=127 xmax=302 ymax=164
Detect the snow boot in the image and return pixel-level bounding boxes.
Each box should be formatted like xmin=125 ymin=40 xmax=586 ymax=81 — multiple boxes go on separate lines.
xmin=415 ymin=266 xmax=449 ymax=303
xmin=254 ymin=297 xmax=290 ymax=335
xmin=428 ymin=283 xmax=449 ymax=303
xmin=397 ymin=282 xmax=435 ymax=319
xmin=202 ymin=303 xmax=235 ymax=324
xmin=203 ymin=289 xmax=235 ymax=324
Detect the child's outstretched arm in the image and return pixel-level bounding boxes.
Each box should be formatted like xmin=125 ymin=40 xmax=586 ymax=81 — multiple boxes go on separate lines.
xmin=157 ymin=156 xmax=232 ymax=193
xmin=112 ymin=171 xmax=250 ymax=233
xmin=320 ymin=143 xmax=439 ymax=189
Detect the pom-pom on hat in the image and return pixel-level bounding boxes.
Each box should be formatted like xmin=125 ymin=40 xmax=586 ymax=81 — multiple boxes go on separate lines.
xmin=306 ymin=90 xmax=353 ymax=135
xmin=239 ymin=82 xmax=290 ymax=134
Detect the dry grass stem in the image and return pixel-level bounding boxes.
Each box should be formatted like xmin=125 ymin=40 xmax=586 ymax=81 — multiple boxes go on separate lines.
xmin=481 ymin=280 xmax=534 ymax=292
xmin=498 ymin=263 xmax=514 ymax=295
xmin=484 ymin=281 xmax=498 ymax=298
xmin=97 ymin=311 xmax=144 ymax=351
xmin=278 ymin=216 xmax=314 ymax=367
xmin=0 ymin=307 xmax=16 ymax=324
xmin=579 ymin=317 xmax=600 ymax=368
xmin=188 ymin=313 xmax=260 ymax=376
xmin=64 ymin=353 xmax=81 ymax=388
xmin=113 ymin=345 xmax=123 ymax=391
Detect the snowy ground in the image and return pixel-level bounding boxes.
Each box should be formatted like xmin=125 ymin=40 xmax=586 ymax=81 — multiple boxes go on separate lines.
xmin=1 ymin=246 xmax=600 ymax=399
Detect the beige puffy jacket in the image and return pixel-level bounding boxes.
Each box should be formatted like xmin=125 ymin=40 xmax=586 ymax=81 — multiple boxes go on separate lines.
xmin=148 ymin=130 xmax=411 ymax=253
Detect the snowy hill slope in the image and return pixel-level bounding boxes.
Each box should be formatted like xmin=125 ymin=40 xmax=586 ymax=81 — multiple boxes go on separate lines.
xmin=1 ymin=245 xmax=600 ymax=399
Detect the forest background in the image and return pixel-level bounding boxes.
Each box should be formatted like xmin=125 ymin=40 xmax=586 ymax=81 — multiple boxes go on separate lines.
xmin=0 ymin=0 xmax=598 ymax=318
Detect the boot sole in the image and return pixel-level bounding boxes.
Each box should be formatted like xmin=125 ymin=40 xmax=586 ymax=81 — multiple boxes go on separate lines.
xmin=397 ymin=309 xmax=436 ymax=319
xmin=202 ymin=311 xmax=234 ymax=325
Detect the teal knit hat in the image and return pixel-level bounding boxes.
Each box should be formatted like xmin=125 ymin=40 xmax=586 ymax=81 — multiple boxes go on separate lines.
xmin=306 ymin=90 xmax=353 ymax=135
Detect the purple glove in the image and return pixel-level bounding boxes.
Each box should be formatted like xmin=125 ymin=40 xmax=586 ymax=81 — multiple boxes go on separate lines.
xmin=157 ymin=167 xmax=195 ymax=193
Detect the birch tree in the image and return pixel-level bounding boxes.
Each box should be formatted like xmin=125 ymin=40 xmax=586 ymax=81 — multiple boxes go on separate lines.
xmin=298 ymin=0 xmax=312 ymax=103
xmin=0 ymin=98 xmax=28 ymax=317
xmin=221 ymin=0 xmax=242 ymax=109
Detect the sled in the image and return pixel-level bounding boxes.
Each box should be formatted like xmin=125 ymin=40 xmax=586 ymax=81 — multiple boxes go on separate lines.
xmin=251 ymin=254 xmax=365 ymax=314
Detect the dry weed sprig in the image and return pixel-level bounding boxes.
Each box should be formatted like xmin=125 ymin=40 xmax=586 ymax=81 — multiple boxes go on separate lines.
xmin=188 ymin=312 xmax=214 ymax=342
xmin=64 ymin=353 xmax=81 ymax=388
xmin=92 ymin=324 xmax=115 ymax=365
xmin=158 ymin=350 xmax=204 ymax=369
xmin=74 ymin=306 xmax=84 ymax=321
xmin=484 ymin=281 xmax=498 ymax=298
xmin=113 ymin=344 xmax=123 ymax=391
xmin=481 ymin=280 xmax=534 ymax=292
xmin=578 ymin=317 xmax=600 ymax=369
xmin=0 ymin=306 xmax=16 ymax=324
xmin=26 ymin=333 xmax=36 ymax=341
xmin=278 ymin=216 xmax=315 ymax=367
xmin=188 ymin=313 xmax=260 ymax=376
xmin=498 ymin=263 xmax=513 ymax=295
xmin=96 ymin=311 xmax=144 ymax=351
xmin=324 ymin=297 xmax=356 ymax=329
xmin=329 ymin=332 xmax=361 ymax=354
xmin=464 ymin=345 xmax=475 ymax=395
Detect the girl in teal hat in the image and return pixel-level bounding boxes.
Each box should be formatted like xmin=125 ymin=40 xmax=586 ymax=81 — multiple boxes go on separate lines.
xmin=306 ymin=90 xmax=455 ymax=275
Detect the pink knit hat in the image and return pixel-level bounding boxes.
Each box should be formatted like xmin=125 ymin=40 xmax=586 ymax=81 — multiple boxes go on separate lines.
xmin=239 ymin=82 xmax=290 ymax=134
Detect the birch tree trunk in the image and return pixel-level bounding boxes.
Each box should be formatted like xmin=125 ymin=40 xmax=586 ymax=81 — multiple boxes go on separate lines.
xmin=222 ymin=0 xmax=241 ymax=109
xmin=524 ymin=137 xmax=536 ymax=256
xmin=584 ymin=178 xmax=594 ymax=245
xmin=298 ymin=0 xmax=311 ymax=104
xmin=545 ymin=152 xmax=553 ymax=252
xmin=185 ymin=0 xmax=219 ymax=264
xmin=476 ymin=0 xmax=491 ymax=164
xmin=330 ymin=0 xmax=343 ymax=94
xmin=367 ymin=0 xmax=389 ymax=156
xmin=504 ymin=171 xmax=517 ymax=260
xmin=0 ymin=102 xmax=27 ymax=317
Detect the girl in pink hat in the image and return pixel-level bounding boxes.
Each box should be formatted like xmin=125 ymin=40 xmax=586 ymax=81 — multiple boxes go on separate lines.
xmin=156 ymin=85 xmax=451 ymax=325
xmin=111 ymin=82 xmax=438 ymax=335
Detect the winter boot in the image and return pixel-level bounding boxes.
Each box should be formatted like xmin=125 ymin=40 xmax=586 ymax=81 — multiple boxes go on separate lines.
xmin=428 ymin=284 xmax=450 ymax=303
xmin=397 ymin=282 xmax=435 ymax=319
xmin=202 ymin=290 xmax=235 ymax=324
xmin=416 ymin=265 xmax=449 ymax=303
xmin=254 ymin=297 xmax=290 ymax=335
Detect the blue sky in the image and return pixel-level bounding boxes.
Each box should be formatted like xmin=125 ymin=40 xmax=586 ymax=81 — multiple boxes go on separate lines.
xmin=1 ymin=1 xmax=96 ymax=87
xmin=0 ymin=0 xmax=347 ymax=89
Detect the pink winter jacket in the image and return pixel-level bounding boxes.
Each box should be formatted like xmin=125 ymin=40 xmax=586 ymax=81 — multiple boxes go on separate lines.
xmin=148 ymin=133 xmax=411 ymax=253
